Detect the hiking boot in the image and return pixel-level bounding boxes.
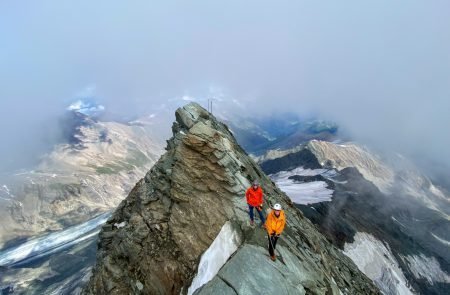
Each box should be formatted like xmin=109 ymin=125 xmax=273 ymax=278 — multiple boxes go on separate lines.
xmin=250 ymin=220 xmax=255 ymax=226
xmin=260 ymin=223 xmax=266 ymax=229
xmin=270 ymin=255 xmax=276 ymax=261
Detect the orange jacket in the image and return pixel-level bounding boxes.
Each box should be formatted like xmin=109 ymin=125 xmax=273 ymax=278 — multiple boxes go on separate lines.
xmin=245 ymin=186 xmax=263 ymax=207
xmin=265 ymin=210 xmax=286 ymax=235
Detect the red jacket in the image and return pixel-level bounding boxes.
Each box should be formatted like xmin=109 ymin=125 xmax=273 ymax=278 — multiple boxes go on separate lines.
xmin=246 ymin=186 xmax=263 ymax=207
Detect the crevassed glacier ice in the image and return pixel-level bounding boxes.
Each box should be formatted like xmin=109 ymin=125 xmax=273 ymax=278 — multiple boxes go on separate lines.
xmin=270 ymin=167 xmax=334 ymax=204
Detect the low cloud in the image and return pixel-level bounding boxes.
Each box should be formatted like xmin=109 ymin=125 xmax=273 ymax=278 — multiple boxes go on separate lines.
xmin=1 ymin=1 xmax=449 ymax=176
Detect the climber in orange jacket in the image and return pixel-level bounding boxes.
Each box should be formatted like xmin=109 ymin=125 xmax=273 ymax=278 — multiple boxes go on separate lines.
xmin=245 ymin=180 xmax=266 ymax=227
xmin=265 ymin=203 xmax=286 ymax=261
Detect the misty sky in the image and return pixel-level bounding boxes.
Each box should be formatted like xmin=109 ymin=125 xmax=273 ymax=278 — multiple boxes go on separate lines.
xmin=1 ymin=1 xmax=449 ymax=172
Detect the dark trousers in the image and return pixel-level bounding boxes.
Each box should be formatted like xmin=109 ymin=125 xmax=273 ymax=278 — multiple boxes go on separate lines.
xmin=248 ymin=204 xmax=265 ymax=223
xmin=268 ymin=234 xmax=279 ymax=256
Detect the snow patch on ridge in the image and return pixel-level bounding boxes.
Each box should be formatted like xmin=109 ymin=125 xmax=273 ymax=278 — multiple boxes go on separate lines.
xmin=343 ymin=232 xmax=414 ymax=295
xmin=188 ymin=221 xmax=242 ymax=295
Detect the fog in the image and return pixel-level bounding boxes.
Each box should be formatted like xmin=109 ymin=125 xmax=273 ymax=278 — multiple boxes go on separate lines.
xmin=1 ymin=1 xmax=449 ymax=176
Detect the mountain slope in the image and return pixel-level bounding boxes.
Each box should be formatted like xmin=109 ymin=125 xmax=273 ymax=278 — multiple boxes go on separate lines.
xmin=0 ymin=112 xmax=164 ymax=249
xmin=259 ymin=140 xmax=450 ymax=294
xmin=83 ymin=103 xmax=379 ymax=294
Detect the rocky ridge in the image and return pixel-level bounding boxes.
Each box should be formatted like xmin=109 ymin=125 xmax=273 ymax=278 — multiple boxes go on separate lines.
xmin=84 ymin=103 xmax=379 ymax=294
xmin=84 ymin=103 xmax=380 ymax=295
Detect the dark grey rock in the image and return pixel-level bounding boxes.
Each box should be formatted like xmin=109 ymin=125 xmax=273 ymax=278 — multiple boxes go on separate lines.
xmin=83 ymin=102 xmax=380 ymax=295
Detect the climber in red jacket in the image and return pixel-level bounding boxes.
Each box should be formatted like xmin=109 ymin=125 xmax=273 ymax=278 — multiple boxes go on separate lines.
xmin=245 ymin=180 xmax=266 ymax=227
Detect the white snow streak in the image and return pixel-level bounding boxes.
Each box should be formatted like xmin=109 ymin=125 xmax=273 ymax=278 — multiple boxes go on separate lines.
xmin=431 ymin=233 xmax=450 ymax=247
xmin=391 ymin=216 xmax=407 ymax=228
xmin=187 ymin=221 xmax=242 ymax=295
xmin=2 ymin=185 xmax=11 ymax=195
xmin=114 ymin=221 xmax=127 ymax=229
xmin=430 ymin=184 xmax=447 ymax=200
xmin=0 ymin=185 xmax=14 ymax=201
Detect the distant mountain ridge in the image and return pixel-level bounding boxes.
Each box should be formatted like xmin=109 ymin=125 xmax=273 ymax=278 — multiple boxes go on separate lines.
xmin=259 ymin=140 xmax=450 ymax=294
xmin=0 ymin=110 xmax=164 ymax=249
xmin=223 ymin=115 xmax=339 ymax=155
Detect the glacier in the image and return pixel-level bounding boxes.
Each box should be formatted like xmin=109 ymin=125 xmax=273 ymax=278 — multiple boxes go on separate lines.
xmin=270 ymin=167 xmax=334 ymax=204
xmin=0 ymin=212 xmax=110 ymax=267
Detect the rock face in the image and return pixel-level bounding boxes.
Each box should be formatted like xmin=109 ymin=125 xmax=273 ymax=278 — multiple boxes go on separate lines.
xmin=83 ymin=103 xmax=380 ymax=295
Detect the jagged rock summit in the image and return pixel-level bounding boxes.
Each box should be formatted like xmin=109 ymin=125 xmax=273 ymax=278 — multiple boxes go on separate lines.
xmin=83 ymin=103 xmax=380 ymax=295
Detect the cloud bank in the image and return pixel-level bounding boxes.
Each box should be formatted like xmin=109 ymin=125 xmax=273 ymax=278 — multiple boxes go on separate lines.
xmin=0 ymin=1 xmax=449 ymax=174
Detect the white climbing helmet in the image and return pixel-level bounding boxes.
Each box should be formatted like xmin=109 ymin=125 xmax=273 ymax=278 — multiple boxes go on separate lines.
xmin=273 ymin=203 xmax=282 ymax=211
